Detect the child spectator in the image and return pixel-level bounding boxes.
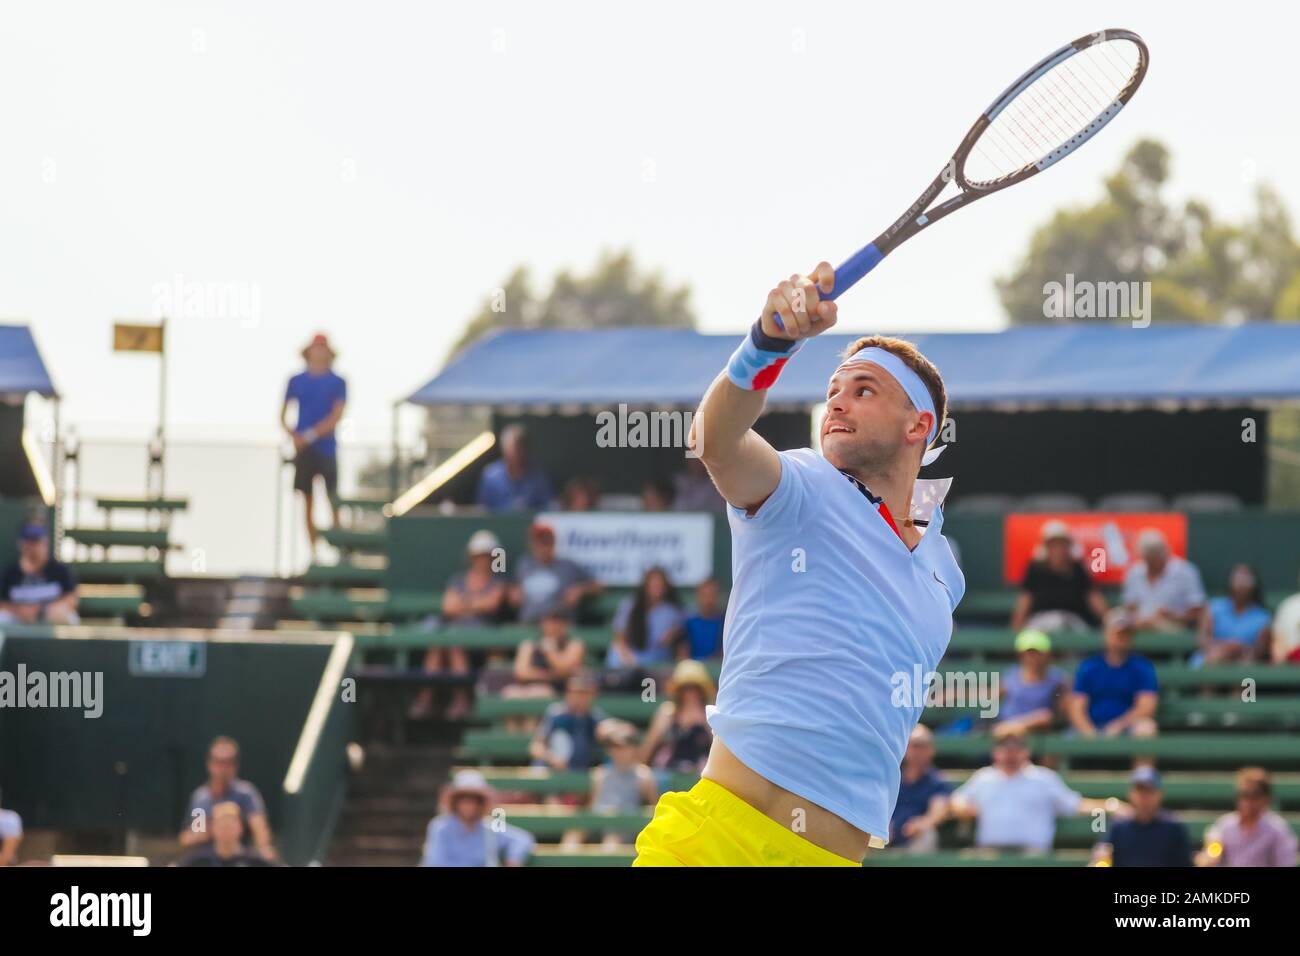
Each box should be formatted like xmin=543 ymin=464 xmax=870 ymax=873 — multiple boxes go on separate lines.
xmin=561 ymin=721 xmax=658 ymax=850
xmin=992 ymin=629 xmax=1068 ymax=736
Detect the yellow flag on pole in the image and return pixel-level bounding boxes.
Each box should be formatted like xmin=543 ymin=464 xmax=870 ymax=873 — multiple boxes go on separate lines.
xmin=113 ymin=322 xmax=165 ymax=353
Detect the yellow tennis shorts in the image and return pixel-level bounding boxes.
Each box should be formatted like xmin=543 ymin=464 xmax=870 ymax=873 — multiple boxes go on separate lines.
xmin=632 ymin=777 xmax=863 ymax=867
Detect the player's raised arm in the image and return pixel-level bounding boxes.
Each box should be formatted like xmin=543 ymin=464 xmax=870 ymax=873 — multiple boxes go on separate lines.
xmin=692 ymin=262 xmax=837 ymax=511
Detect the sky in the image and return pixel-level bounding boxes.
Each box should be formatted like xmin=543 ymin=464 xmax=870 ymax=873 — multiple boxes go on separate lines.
xmin=3 ymin=0 xmax=1299 ymax=447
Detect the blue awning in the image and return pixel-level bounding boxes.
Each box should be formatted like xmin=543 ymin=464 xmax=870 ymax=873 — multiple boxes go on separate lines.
xmin=407 ymin=324 xmax=1300 ymax=409
xmin=0 ymin=325 xmax=57 ymax=400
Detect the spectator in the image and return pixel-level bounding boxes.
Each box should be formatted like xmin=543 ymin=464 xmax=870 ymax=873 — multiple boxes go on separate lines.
xmin=566 ymin=721 xmax=658 ymax=850
xmin=1198 ymin=768 xmax=1298 ymax=867
xmin=642 ymin=659 xmax=714 ymax=775
xmin=1122 ymin=528 xmax=1206 ymax=631
xmin=179 ymin=736 xmax=275 ymax=859
xmin=1092 ymin=768 xmax=1192 ymax=867
xmin=1274 ymin=570 xmax=1300 ymax=663
xmin=672 ymin=457 xmax=726 ymax=513
xmin=0 ymin=523 xmax=79 ymax=625
xmin=681 ymin=578 xmax=726 ymax=660
xmin=0 ymin=785 xmax=22 ymax=866
xmin=1196 ymin=564 xmax=1272 ymax=664
xmin=476 ymin=424 xmax=553 ymax=512
xmin=640 ymin=478 xmax=674 ymax=512
xmin=177 ymin=801 xmax=275 ymax=867
xmin=947 ymin=732 xmax=1123 ymax=853
xmin=411 ymin=529 xmax=508 ymax=721
xmin=560 ymin=476 xmax=600 ymax=512
xmin=529 ymin=673 xmax=612 ymax=771
xmin=281 ymin=333 xmax=346 ymax=554
xmin=420 ymin=770 xmax=535 ymax=867
xmin=1011 ymin=521 xmax=1107 ymax=632
xmin=888 ymin=725 xmax=952 ymax=853
xmin=506 ymin=610 xmax=587 ymax=698
xmin=992 ymin=629 xmax=1068 ymax=736
xmin=607 ymin=566 xmax=685 ymax=668
xmin=509 ymin=521 xmax=602 ymax=624
xmin=1068 ymin=608 xmax=1158 ymax=742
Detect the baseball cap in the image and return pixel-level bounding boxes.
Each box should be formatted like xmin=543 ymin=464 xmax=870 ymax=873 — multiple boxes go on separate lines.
xmin=1040 ymin=520 xmax=1072 ymax=543
xmin=18 ymin=524 xmax=48 ymax=542
xmin=465 ymin=529 xmax=500 ymax=556
xmin=1105 ymin=607 xmax=1138 ymax=632
xmin=529 ymin=521 xmax=555 ymax=540
xmin=1131 ymin=767 xmax=1162 ymax=790
xmin=1014 ymin=629 xmax=1052 ymax=654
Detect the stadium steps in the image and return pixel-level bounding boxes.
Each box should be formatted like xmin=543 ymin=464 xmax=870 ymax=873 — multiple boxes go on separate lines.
xmin=322 ymin=527 xmax=388 ymax=555
xmin=78 ymin=584 xmax=148 ymax=622
xmin=325 ymin=743 xmax=455 ymax=867
xmin=94 ymin=496 xmax=188 ymax=514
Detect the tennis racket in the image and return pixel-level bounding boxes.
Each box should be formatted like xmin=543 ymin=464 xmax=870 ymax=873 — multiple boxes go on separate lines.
xmin=797 ymin=28 xmax=1149 ymax=308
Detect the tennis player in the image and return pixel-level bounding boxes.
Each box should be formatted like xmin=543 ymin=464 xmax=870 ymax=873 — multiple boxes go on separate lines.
xmin=633 ymin=262 xmax=965 ymax=866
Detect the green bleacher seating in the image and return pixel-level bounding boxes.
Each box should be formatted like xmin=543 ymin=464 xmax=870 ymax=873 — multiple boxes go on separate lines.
xmin=78 ymin=585 xmax=146 ymax=620
xmin=289 ymin=589 xmax=438 ymax=623
xmin=71 ymin=560 xmax=165 ymax=584
xmin=459 ymin=728 xmax=1300 ymax=767
xmin=946 ymin=628 xmax=1197 ymax=657
xmin=94 ymin=496 xmax=188 ymax=513
xmin=302 ymin=562 xmax=386 ymax=587
xmin=322 ymin=527 xmax=387 ymax=553
xmin=932 ymin=732 xmax=1300 ymax=764
xmin=529 ymin=847 xmax=636 ymax=867
xmin=64 ymin=528 xmax=173 ymax=549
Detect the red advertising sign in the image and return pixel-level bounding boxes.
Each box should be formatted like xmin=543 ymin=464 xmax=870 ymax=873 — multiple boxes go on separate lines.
xmin=1003 ymin=513 xmax=1188 ymax=586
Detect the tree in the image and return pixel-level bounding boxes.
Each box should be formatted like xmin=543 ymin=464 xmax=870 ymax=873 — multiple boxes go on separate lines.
xmin=449 ymin=249 xmax=695 ymax=356
xmin=996 ymin=139 xmax=1300 ymax=324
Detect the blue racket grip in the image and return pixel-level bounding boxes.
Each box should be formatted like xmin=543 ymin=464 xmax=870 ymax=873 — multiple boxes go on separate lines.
xmin=771 ymin=242 xmax=883 ymax=330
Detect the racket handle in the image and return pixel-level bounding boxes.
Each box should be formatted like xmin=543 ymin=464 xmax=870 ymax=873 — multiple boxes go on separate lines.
xmin=769 ymin=242 xmax=884 ymax=331
xmin=826 ymin=242 xmax=884 ymax=300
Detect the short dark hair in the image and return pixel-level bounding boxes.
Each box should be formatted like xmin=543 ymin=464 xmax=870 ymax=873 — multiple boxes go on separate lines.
xmin=840 ymin=335 xmax=948 ymax=451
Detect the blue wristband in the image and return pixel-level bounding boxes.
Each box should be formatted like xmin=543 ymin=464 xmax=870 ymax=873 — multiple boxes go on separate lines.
xmin=726 ymin=320 xmax=804 ymax=390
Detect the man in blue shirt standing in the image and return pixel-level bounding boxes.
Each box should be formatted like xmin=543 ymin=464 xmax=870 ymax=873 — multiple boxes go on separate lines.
xmin=282 ymin=334 xmax=347 ymax=552
xmin=1094 ymin=768 xmax=1192 ymax=866
xmin=1069 ymin=608 xmax=1159 ymax=740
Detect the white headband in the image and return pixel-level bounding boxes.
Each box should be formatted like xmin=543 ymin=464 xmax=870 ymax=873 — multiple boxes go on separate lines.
xmin=838 ymin=347 xmax=946 ymax=467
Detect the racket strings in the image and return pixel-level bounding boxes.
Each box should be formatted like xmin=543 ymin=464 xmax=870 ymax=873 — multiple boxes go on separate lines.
xmin=963 ymin=38 xmax=1143 ymax=187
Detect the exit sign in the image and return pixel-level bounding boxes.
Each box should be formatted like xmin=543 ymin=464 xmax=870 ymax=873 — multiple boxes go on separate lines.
xmin=128 ymin=641 xmax=206 ymax=678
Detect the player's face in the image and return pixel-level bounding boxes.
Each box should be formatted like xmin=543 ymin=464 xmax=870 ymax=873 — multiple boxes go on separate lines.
xmin=821 ymin=367 xmax=921 ymax=475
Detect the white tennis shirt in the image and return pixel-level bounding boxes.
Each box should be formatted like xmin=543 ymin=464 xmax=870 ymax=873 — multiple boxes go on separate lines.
xmin=706 ymin=448 xmax=965 ymax=844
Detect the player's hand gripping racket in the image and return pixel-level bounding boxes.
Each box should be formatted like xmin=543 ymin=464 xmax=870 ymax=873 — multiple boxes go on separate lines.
xmin=775 ymin=28 xmax=1149 ymax=328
